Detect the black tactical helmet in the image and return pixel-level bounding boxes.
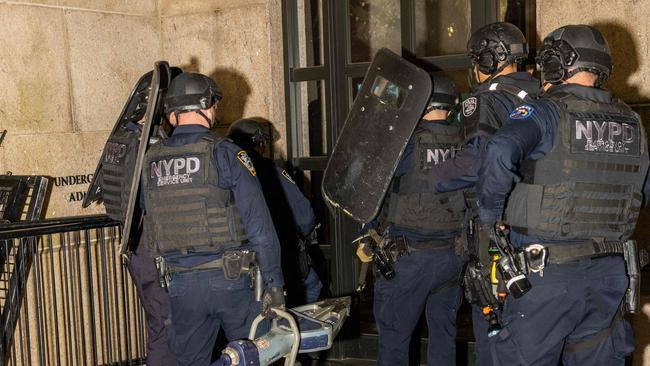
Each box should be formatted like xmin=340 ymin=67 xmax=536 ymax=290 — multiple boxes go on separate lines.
xmin=425 ymin=73 xmax=459 ymax=113
xmin=164 ymin=72 xmax=222 ymax=115
xmin=227 ymin=118 xmax=271 ymax=149
xmin=536 ymin=24 xmax=612 ymax=87
xmin=467 ymin=22 xmax=528 ymax=75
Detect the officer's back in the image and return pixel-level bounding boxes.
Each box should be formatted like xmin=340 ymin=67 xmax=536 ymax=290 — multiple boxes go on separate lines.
xmin=476 ymin=25 xmax=647 ymax=365
xmin=142 ymin=72 xmax=284 ymax=366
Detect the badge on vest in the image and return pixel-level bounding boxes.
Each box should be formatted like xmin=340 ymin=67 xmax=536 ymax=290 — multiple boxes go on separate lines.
xmin=571 ymin=117 xmax=640 ymax=156
xmin=509 ymin=105 xmax=534 ymax=119
xmin=237 ymin=150 xmax=257 ymax=176
xmin=462 ymin=97 xmax=477 ymax=117
xmin=150 ymin=156 xmax=201 ymax=187
xmin=281 ymin=169 xmax=295 ymax=184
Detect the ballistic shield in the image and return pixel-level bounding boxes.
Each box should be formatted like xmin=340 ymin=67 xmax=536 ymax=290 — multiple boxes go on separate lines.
xmin=322 ymin=48 xmax=432 ymax=223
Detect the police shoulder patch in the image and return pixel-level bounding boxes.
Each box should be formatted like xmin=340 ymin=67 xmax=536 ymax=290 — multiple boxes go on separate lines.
xmin=509 ymin=105 xmax=535 ymax=120
xmin=462 ymin=97 xmax=478 ymax=117
xmin=236 ymin=150 xmax=256 ymax=176
xmin=281 ymin=169 xmax=296 ymax=184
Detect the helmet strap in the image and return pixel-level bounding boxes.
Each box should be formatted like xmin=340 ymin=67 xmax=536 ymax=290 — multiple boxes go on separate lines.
xmin=197 ymin=110 xmax=214 ymax=128
xmin=563 ymin=67 xmax=606 ymax=88
xmin=483 ymin=61 xmax=513 ymax=85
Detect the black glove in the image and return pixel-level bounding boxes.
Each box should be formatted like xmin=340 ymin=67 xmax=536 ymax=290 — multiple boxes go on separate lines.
xmin=261 ymin=287 xmax=285 ymax=319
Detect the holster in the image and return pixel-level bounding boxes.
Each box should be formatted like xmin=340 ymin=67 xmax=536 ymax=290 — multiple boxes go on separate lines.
xmin=463 ymin=256 xmax=498 ymax=308
xmin=382 ymin=236 xmax=410 ymax=262
xmin=223 ymin=250 xmax=257 ymax=280
xmin=623 ymin=240 xmax=648 ymax=314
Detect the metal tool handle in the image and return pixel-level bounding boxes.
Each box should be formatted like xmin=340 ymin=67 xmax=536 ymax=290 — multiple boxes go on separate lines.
xmin=248 ymin=308 xmax=300 ymax=366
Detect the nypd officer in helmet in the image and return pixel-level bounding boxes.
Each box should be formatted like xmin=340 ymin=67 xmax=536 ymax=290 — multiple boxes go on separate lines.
xmin=142 ymin=72 xmax=284 ymax=365
xmin=359 ymin=73 xmax=464 ymax=366
xmin=227 ymin=118 xmax=323 ymax=306
xmin=426 ymin=22 xmax=540 ymax=366
xmin=477 ymin=24 xmax=649 ymax=365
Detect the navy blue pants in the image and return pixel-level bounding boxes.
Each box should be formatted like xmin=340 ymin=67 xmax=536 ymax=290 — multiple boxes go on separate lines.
xmin=374 ymin=247 xmax=463 ymax=366
xmin=472 ymin=303 xmax=494 ymax=366
xmin=489 ymin=256 xmax=634 ymax=365
xmin=166 ymin=269 xmax=265 ymax=366
xmin=303 ymin=268 xmax=322 ymax=303
xmin=127 ymin=244 xmax=176 ymax=366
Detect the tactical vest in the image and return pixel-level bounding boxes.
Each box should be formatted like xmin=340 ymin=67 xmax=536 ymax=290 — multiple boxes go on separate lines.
xmin=384 ymin=123 xmax=466 ymax=235
xmin=505 ymin=93 xmax=649 ymax=241
xmin=100 ymin=127 xmax=139 ymax=222
xmin=462 ymin=82 xmax=533 ymax=141
xmin=143 ymin=134 xmax=248 ymax=255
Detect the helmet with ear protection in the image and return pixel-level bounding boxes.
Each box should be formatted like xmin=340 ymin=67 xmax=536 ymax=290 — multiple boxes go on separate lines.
xmin=467 ymin=22 xmax=528 ymax=76
xmin=536 ymin=24 xmax=611 ymax=87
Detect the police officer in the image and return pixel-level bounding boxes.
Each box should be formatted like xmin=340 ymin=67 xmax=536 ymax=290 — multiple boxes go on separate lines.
xmin=96 ymin=96 xmax=177 ymax=366
xmin=142 ymin=72 xmax=285 ymax=366
xmin=477 ymin=24 xmax=648 ymax=365
xmin=360 ymin=73 xmax=464 ymax=366
xmin=227 ymin=118 xmax=322 ymax=306
xmin=424 ymin=22 xmax=540 ymax=366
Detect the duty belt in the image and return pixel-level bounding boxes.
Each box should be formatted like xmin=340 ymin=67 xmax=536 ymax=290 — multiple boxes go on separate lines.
xmin=520 ymin=240 xmax=648 ymax=314
xmin=520 ymin=240 xmax=649 ymax=276
xmin=166 ymin=257 xmax=224 ymax=274
xmin=525 ymin=240 xmax=625 ymax=265
xmin=384 ymin=236 xmax=453 ymax=261
xmin=155 ymin=250 xmax=258 ymax=288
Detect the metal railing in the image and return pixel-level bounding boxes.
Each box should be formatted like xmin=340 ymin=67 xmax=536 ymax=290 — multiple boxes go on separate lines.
xmin=0 ymin=215 xmax=147 ymax=366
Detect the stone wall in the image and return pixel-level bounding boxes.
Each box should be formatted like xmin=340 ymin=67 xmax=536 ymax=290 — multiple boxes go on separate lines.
xmin=0 ymin=0 xmax=285 ymax=218
xmin=537 ymin=2 xmax=650 ymax=365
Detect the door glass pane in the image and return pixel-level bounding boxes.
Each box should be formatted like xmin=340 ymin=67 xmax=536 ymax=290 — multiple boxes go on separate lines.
xmin=296 ymin=81 xmax=328 ymax=157
xmin=415 ymin=0 xmax=471 ymax=56
xmin=298 ymin=0 xmax=324 ymax=67
xmin=349 ymin=0 xmax=401 ymax=63
xmin=434 ymin=69 xmax=471 ymax=95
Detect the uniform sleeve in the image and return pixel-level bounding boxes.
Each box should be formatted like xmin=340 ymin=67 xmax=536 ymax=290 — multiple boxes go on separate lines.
xmin=427 ymin=136 xmax=484 ymax=193
xmin=214 ymin=142 xmax=284 ymax=287
xmin=274 ymin=165 xmax=316 ymax=236
xmin=476 ymin=101 xmax=557 ymax=223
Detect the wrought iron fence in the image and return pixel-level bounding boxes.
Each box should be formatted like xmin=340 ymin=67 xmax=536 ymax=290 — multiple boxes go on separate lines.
xmin=0 ymin=215 xmax=147 ymax=366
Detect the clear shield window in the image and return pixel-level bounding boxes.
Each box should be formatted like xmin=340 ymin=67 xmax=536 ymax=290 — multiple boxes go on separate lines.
xmin=371 ymin=75 xmax=408 ymax=109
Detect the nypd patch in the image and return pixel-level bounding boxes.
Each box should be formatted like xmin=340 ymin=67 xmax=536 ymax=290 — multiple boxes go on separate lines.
xmin=509 ymin=105 xmax=535 ymax=120
xmin=281 ymin=169 xmax=295 ymax=184
xmin=462 ymin=97 xmax=477 ymax=117
xmin=237 ymin=150 xmax=256 ymax=176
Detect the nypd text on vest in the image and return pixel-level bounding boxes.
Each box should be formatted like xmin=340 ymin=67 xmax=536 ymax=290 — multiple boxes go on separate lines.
xmin=150 ymin=157 xmax=201 ymax=186
xmin=574 ymin=119 xmax=637 ymax=154
xmin=426 ymin=148 xmax=454 ymax=165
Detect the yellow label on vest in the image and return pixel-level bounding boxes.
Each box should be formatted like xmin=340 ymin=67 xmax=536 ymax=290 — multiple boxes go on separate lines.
xmin=237 ymin=150 xmax=257 ymax=176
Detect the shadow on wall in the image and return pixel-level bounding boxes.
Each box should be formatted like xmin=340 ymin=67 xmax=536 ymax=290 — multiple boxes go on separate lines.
xmin=175 ymin=57 xmax=252 ymax=126
xmin=209 ymin=68 xmax=251 ymax=125
xmin=592 ymin=22 xmax=643 ymax=103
